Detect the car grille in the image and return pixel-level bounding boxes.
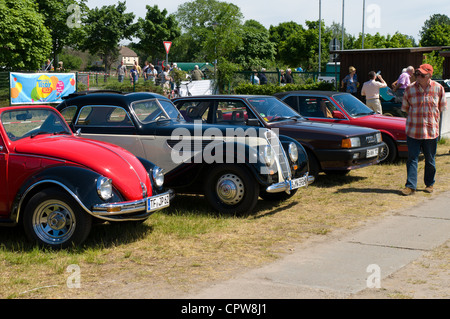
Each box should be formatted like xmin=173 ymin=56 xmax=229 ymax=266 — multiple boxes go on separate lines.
xmin=361 ymin=133 xmax=380 ymax=147
xmin=264 ymin=130 xmax=291 ymax=180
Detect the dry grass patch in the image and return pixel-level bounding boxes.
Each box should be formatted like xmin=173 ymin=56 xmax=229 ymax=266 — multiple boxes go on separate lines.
xmin=1 ymin=141 xmax=449 ymax=298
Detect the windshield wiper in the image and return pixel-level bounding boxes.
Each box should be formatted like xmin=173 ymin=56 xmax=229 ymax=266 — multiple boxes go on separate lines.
xmin=269 ymin=116 xmax=301 ymax=123
xmin=30 ymin=131 xmax=50 ymax=138
xmin=53 ymin=130 xmax=72 ymax=135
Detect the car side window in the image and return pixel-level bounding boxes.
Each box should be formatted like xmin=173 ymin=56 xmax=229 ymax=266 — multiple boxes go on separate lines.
xmin=60 ymin=106 xmax=77 ymax=125
xmin=297 ymin=97 xmax=336 ymax=118
xmin=216 ymin=101 xmax=251 ymax=125
xmin=76 ymin=106 xmax=133 ymax=127
xmin=283 ymin=96 xmax=299 ymax=112
xmin=178 ymin=101 xmax=210 ymax=123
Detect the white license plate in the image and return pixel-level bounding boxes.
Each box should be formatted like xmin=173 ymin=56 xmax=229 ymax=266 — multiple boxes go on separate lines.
xmin=366 ymin=148 xmax=379 ymax=158
xmin=147 ymin=194 xmax=170 ymax=212
xmin=290 ymin=176 xmax=308 ymax=190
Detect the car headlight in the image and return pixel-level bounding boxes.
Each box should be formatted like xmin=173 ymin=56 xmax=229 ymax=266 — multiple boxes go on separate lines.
xmin=341 ymin=137 xmax=361 ymax=148
xmin=97 ymin=177 xmax=113 ymax=200
xmin=261 ymin=145 xmax=275 ymax=166
xmin=152 ymin=166 xmax=164 ymax=188
xmin=288 ymin=142 xmax=298 ymax=162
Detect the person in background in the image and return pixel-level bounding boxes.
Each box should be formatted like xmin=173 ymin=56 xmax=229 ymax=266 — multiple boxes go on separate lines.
xmin=392 ymin=66 xmax=414 ymax=102
xmin=116 ymin=61 xmax=127 ymax=83
xmin=130 ymin=64 xmax=138 ymax=84
xmin=341 ymin=66 xmax=359 ymax=95
xmin=285 ymin=68 xmax=294 ymax=83
xmin=400 ymin=64 xmax=447 ymax=196
xmin=191 ymin=65 xmax=204 ymax=81
xmin=361 ymin=71 xmax=387 ymax=114
xmin=258 ymin=68 xmax=268 ymax=85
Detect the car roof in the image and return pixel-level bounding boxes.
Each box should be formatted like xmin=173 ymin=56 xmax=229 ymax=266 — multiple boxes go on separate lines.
xmin=173 ymin=94 xmax=273 ymax=101
xmin=61 ymin=91 xmax=169 ymax=106
xmin=274 ymin=91 xmax=342 ymax=98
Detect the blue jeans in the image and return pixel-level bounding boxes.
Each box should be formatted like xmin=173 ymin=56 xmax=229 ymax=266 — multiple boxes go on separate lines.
xmin=405 ymin=136 xmax=438 ymax=190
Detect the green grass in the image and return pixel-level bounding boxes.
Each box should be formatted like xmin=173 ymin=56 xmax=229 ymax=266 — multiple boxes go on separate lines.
xmin=0 ymin=140 xmax=449 ymax=298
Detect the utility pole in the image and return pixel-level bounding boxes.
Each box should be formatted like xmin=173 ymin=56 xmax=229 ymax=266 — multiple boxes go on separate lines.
xmin=362 ymin=0 xmax=365 ymax=49
xmin=341 ymin=0 xmax=345 ymax=50
xmin=318 ymin=0 xmax=322 ymax=73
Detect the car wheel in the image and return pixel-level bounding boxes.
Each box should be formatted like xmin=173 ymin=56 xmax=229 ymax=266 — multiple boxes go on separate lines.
xmin=204 ymin=165 xmax=259 ymax=215
xmin=306 ymin=149 xmax=321 ymax=178
xmin=260 ymin=188 xmax=298 ymax=201
xmin=23 ymin=188 xmax=92 ymax=249
xmin=379 ymin=135 xmax=397 ymax=163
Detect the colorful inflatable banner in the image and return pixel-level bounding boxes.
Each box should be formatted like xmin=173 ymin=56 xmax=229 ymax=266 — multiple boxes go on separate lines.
xmin=10 ymin=72 xmax=76 ymax=105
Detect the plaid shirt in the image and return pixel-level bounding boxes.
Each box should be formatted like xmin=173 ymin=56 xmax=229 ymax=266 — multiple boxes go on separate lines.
xmin=401 ymin=80 xmax=447 ymax=139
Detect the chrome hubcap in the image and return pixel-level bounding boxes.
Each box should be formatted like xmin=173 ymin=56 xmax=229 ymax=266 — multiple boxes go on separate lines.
xmin=32 ymin=200 xmax=76 ymax=245
xmin=216 ymin=174 xmax=245 ymax=205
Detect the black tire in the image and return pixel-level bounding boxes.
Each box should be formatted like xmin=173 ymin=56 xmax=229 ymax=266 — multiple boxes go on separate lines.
xmin=23 ymin=187 xmax=92 ymax=249
xmin=259 ymin=188 xmax=298 ymax=201
xmin=306 ymin=149 xmax=321 ymax=178
xmin=204 ymin=165 xmax=259 ymax=215
xmin=379 ymin=135 xmax=397 ymax=163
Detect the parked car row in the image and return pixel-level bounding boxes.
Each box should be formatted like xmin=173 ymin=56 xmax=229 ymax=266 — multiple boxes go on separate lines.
xmin=1 ymin=89 xmax=407 ymax=249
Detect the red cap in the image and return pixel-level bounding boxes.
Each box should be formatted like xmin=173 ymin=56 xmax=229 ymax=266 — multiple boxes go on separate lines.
xmin=416 ymin=64 xmax=433 ymax=76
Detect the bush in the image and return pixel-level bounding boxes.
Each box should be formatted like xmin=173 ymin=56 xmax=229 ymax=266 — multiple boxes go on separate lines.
xmin=234 ymin=81 xmax=335 ymax=95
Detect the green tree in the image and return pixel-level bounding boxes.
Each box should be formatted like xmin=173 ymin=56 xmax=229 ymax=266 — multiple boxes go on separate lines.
xmin=175 ymin=0 xmax=243 ymax=63
xmin=420 ymin=24 xmax=450 ymax=47
xmin=231 ymin=20 xmax=275 ymax=69
xmin=269 ymin=21 xmax=304 ymax=61
xmin=419 ymin=14 xmax=450 ymax=39
xmin=134 ymin=5 xmax=180 ymax=62
xmin=35 ymin=0 xmax=88 ymax=64
xmin=0 ymin=0 xmax=52 ymax=70
xmin=78 ymin=2 xmax=136 ymax=72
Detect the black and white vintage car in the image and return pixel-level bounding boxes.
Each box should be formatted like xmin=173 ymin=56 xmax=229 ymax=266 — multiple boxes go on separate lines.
xmin=57 ymin=91 xmax=312 ymax=215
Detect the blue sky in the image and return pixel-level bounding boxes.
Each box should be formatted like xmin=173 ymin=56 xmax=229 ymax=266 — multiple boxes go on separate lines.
xmin=87 ymin=0 xmax=450 ymax=43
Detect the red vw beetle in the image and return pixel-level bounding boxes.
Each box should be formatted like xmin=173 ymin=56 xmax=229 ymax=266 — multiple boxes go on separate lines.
xmin=0 ymin=105 xmax=172 ymax=248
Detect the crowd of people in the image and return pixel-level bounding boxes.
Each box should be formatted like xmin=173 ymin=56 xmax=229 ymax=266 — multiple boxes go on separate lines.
xmin=115 ymin=60 xmax=208 ymax=97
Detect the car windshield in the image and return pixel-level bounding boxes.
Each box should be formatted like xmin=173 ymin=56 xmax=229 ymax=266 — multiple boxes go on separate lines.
xmin=332 ymin=94 xmax=376 ymax=117
xmin=1 ymin=108 xmax=71 ymax=141
xmin=246 ymin=97 xmax=304 ymax=123
xmin=131 ymin=98 xmax=183 ymax=124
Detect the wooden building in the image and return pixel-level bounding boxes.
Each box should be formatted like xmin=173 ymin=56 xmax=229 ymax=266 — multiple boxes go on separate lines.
xmin=332 ymin=46 xmax=450 ymax=96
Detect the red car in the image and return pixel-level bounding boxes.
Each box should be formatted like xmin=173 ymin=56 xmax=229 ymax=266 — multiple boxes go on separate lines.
xmin=0 ymin=105 xmax=172 ymax=248
xmin=275 ymin=91 xmax=407 ymax=162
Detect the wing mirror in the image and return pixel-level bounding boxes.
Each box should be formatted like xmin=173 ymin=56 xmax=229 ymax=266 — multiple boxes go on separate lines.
xmin=332 ymin=110 xmax=346 ymax=119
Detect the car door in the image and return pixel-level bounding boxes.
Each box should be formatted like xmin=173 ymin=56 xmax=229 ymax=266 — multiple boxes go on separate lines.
xmin=73 ymin=105 xmax=147 ymax=159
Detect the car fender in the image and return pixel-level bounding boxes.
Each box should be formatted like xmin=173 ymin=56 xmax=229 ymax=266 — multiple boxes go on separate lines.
xmin=11 ymin=166 xmax=122 ymax=223
xmin=278 ymin=135 xmax=309 ymax=175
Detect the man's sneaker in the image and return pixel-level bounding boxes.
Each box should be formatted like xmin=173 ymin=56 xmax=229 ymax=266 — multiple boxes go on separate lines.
xmin=424 ymin=185 xmax=434 ymax=193
xmin=400 ymin=187 xmax=415 ymax=196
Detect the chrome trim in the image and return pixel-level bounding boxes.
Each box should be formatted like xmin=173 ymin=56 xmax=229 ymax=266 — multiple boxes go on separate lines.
xmin=17 ymin=180 xmax=173 ymax=223
xmin=265 ymin=174 xmax=313 ymax=194
xmin=92 ymin=190 xmax=173 ymax=219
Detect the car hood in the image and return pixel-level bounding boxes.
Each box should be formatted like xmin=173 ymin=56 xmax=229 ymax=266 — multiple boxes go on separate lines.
xmin=270 ymin=119 xmax=378 ymax=137
xmin=14 ymin=135 xmax=151 ymax=200
xmin=355 ymin=114 xmax=406 ymax=130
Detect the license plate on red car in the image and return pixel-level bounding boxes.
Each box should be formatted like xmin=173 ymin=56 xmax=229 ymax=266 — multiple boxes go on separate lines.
xmin=366 ymin=148 xmax=379 ymax=158
xmin=290 ymin=176 xmax=308 ymax=190
xmin=147 ymin=194 xmax=170 ymax=212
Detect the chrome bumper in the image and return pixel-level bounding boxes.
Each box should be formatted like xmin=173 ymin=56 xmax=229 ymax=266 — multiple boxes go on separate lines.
xmin=91 ymin=189 xmax=174 ymax=221
xmin=265 ymin=174 xmax=314 ymax=194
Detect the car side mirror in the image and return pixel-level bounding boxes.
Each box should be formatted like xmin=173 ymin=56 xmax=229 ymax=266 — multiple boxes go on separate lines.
xmin=332 ymin=110 xmax=346 ymax=119
xmin=75 ymin=128 xmax=81 ymax=136
xmin=246 ymin=118 xmax=260 ymax=126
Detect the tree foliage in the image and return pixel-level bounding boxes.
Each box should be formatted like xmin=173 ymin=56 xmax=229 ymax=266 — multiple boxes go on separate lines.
xmin=135 ymin=5 xmax=180 ymax=62
xmin=78 ymin=1 xmax=136 ymax=72
xmin=0 ymin=0 xmax=52 ymax=70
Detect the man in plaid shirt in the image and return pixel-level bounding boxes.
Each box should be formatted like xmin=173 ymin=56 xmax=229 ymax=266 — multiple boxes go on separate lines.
xmin=400 ymin=64 xmax=447 ymax=196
